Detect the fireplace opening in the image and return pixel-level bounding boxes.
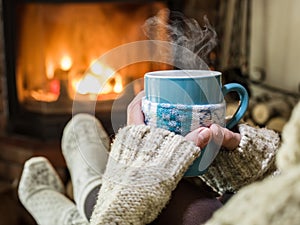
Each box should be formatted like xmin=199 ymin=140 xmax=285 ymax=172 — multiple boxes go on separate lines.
xmin=3 ymin=0 xmax=178 ymax=139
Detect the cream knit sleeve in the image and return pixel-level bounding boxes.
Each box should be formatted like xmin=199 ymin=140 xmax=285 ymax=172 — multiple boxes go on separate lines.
xmin=204 ymin=101 xmax=300 ymax=225
xmin=90 ymin=124 xmax=201 ymax=225
xmin=199 ymin=124 xmax=280 ymax=194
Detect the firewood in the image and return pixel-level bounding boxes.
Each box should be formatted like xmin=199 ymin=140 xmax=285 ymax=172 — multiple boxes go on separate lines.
xmin=251 ymin=99 xmax=292 ymax=125
xmin=266 ymin=116 xmax=288 ymax=133
xmin=245 ymin=118 xmax=256 ymax=127
xmin=226 ymin=102 xmax=239 ymax=119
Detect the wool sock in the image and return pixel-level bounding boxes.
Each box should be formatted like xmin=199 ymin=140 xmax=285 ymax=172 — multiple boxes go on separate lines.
xmin=18 ymin=157 xmax=88 ymax=225
xmin=61 ymin=113 xmax=110 ymax=220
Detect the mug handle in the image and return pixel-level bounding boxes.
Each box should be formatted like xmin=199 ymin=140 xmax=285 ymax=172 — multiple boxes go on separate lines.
xmin=222 ymin=83 xmax=249 ymax=129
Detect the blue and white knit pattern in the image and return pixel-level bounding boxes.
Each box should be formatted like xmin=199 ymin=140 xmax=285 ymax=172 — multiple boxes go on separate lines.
xmin=142 ymin=97 xmax=226 ymax=136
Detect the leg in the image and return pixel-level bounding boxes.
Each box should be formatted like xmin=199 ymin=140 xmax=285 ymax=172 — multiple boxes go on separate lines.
xmin=151 ymin=179 xmax=223 ymax=225
xmin=61 ymin=113 xmax=110 ymax=220
xmin=18 ymin=157 xmax=88 ymax=225
xmin=84 ymin=177 xmax=222 ymax=225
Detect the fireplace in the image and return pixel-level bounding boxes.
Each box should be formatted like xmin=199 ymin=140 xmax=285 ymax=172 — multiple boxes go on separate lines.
xmin=2 ymin=0 xmax=181 ymax=139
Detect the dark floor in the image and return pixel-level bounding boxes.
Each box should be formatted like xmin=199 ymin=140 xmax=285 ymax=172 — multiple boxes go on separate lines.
xmin=0 ymin=135 xmax=68 ymax=225
xmin=0 ymin=181 xmax=36 ymax=225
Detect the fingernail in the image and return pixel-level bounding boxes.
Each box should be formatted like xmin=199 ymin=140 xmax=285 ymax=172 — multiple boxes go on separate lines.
xmin=198 ymin=128 xmax=211 ymax=143
xmin=211 ymin=124 xmax=224 ymax=138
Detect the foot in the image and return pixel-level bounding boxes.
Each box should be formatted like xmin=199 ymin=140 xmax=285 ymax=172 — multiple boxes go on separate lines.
xmin=18 ymin=157 xmax=88 ymax=225
xmin=18 ymin=156 xmax=64 ymax=204
xmin=61 ymin=113 xmax=110 ymax=219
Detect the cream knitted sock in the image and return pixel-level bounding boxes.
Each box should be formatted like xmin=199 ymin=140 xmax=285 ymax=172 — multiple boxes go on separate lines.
xmin=62 ymin=113 xmax=110 ymax=220
xmin=200 ymin=124 xmax=280 ymax=194
xmin=18 ymin=157 xmax=89 ymax=225
xmin=90 ymin=125 xmax=202 ymax=225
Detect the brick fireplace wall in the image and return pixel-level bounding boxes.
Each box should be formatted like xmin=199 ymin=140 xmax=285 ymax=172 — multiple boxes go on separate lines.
xmin=0 ymin=3 xmax=66 ymax=223
xmin=0 ymin=0 xmax=8 ymax=136
xmin=0 ymin=0 xmax=66 ymax=188
xmin=0 ymin=2 xmax=36 ymax=224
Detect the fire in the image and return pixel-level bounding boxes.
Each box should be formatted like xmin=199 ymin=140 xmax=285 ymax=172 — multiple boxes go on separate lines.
xmin=74 ymin=74 xmax=101 ymax=95
xmin=18 ymin=2 xmax=168 ymax=106
xmin=71 ymin=62 xmax=123 ymax=99
xmin=46 ymin=60 xmax=55 ymax=79
xmin=113 ymin=76 xmax=123 ymax=93
xmin=60 ymin=55 xmax=72 ymax=71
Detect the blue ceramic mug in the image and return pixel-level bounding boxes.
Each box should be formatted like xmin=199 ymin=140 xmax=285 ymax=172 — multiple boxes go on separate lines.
xmin=142 ymin=70 xmax=249 ymax=176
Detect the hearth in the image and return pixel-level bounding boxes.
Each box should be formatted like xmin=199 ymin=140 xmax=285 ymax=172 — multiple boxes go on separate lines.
xmin=2 ymin=0 xmax=181 ymax=139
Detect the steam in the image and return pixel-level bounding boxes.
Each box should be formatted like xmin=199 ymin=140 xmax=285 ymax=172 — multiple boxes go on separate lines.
xmin=142 ymin=9 xmax=217 ymax=70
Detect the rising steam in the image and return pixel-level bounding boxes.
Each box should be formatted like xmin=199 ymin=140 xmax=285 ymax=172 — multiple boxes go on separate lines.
xmin=142 ymin=9 xmax=217 ymax=70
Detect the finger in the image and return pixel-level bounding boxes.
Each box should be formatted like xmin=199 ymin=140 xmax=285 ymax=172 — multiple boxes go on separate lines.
xmin=127 ymin=91 xmax=145 ymax=125
xmin=210 ymin=124 xmax=225 ymax=147
xmin=222 ymin=128 xmax=241 ymax=150
xmin=210 ymin=124 xmax=241 ymax=150
xmin=185 ymin=127 xmax=212 ymax=149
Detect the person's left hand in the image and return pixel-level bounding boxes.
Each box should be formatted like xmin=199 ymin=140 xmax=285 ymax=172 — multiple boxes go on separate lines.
xmin=185 ymin=124 xmax=241 ymax=151
xmin=127 ymin=91 xmax=241 ymax=150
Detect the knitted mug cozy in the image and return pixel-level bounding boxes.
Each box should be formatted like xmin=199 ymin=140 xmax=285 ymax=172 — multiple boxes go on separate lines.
xmin=142 ymin=97 xmax=226 ymax=136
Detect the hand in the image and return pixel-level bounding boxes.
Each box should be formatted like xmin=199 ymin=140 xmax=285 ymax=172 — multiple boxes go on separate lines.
xmin=185 ymin=124 xmax=241 ymax=150
xmin=211 ymin=124 xmax=241 ymax=150
xmin=127 ymin=91 xmax=241 ymax=150
xmin=127 ymin=91 xmax=145 ymax=125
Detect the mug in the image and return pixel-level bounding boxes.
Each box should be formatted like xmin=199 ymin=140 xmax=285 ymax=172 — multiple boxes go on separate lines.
xmin=142 ymin=70 xmax=249 ymax=176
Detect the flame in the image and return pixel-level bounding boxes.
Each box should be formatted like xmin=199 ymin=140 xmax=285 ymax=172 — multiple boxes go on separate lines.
xmin=46 ymin=60 xmax=55 ymax=79
xmin=90 ymin=60 xmax=115 ymax=78
xmin=113 ymin=75 xmax=123 ymax=93
xmin=60 ymin=55 xmax=72 ymax=71
xmin=72 ymin=62 xmax=123 ymax=97
xmin=90 ymin=60 xmax=104 ymax=75
xmin=75 ymin=74 xmax=101 ymax=95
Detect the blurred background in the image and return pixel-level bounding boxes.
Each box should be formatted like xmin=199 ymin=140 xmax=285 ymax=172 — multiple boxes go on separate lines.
xmin=0 ymin=0 xmax=299 ymax=224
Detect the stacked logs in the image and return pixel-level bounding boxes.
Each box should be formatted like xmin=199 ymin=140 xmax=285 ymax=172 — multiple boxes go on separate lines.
xmin=226 ymin=94 xmax=298 ymax=133
xmin=251 ymin=99 xmax=291 ymax=132
xmin=241 ymin=95 xmax=297 ymax=133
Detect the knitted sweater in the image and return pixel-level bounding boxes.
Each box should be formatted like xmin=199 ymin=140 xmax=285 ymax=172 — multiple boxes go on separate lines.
xmin=89 ymin=120 xmax=281 ymax=225
xmin=199 ymin=123 xmax=280 ymax=194
xmin=204 ymin=100 xmax=300 ymax=225
xmin=90 ymin=125 xmax=202 ymax=224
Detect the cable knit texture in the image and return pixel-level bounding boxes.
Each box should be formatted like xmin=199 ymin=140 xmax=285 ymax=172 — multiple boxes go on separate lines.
xmin=204 ymin=165 xmax=300 ymax=225
xmin=90 ymin=125 xmax=201 ymax=225
xmin=199 ymin=124 xmax=280 ymax=194
xmin=204 ymin=101 xmax=300 ymax=225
